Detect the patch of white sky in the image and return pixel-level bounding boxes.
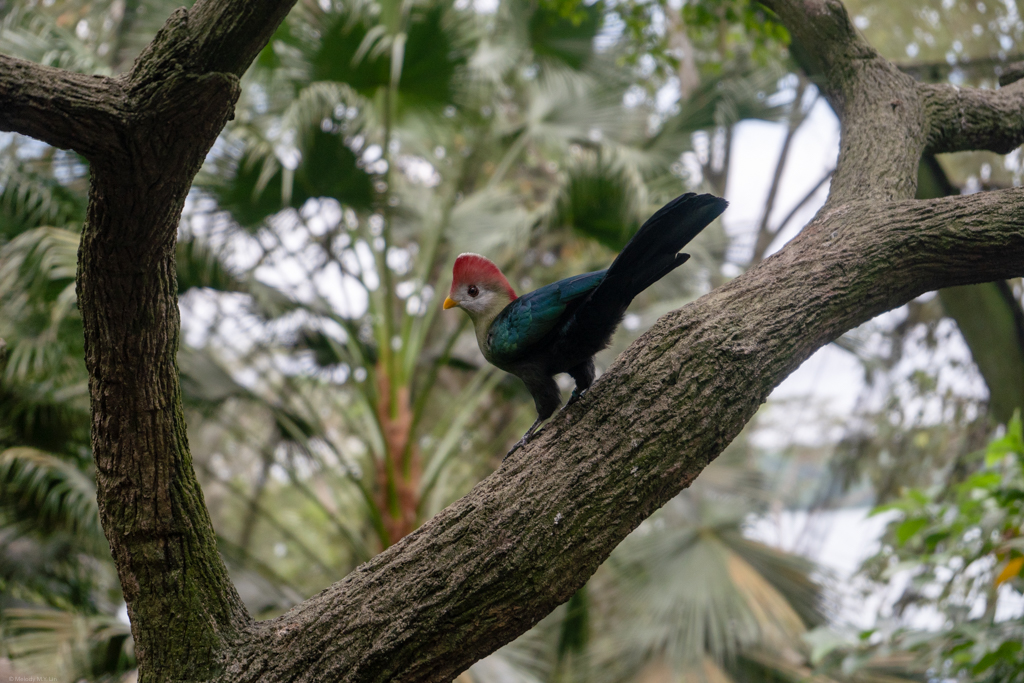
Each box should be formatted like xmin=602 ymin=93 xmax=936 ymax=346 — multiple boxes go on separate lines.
xmin=709 ymin=73 xmax=994 ymax=617
xmin=179 ymin=192 xmax=374 ymax=395
xmin=729 ymin=76 xmax=988 ymax=450
xmin=747 ymin=507 xmax=1024 ymax=629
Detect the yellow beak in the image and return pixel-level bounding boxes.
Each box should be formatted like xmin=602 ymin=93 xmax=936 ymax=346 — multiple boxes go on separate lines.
xmin=443 ymin=297 xmax=458 ymax=310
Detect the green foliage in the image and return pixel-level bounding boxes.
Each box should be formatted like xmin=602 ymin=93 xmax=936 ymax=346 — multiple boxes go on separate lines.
xmin=682 ymin=0 xmax=790 ymax=57
xmin=176 ymin=236 xmax=245 ymax=295
xmin=0 ymin=151 xmax=87 ymax=239
xmin=0 ymin=448 xmax=101 ymax=545
xmin=204 ymin=82 xmax=377 ymax=230
xmin=308 ymin=2 xmax=473 ymax=110
xmin=614 ymin=0 xmax=790 ymax=94
xmin=529 ymin=0 xmax=603 ymax=69
xmin=862 ymin=413 xmax=1024 ymax=681
xmin=1 ymin=608 xmax=134 ymax=681
xmin=556 ymin=587 xmax=589 ymax=660
xmin=553 ymin=155 xmax=643 ymax=250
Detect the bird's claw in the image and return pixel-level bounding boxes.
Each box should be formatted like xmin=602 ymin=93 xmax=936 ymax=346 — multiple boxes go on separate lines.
xmin=561 ymin=387 xmax=588 ymax=411
xmin=503 ymin=436 xmax=530 ymax=461
xmin=503 ymin=419 xmax=545 ymax=461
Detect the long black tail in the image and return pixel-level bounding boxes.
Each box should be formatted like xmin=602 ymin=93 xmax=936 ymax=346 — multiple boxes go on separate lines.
xmin=603 ymin=192 xmax=727 ymax=305
xmin=557 ymin=193 xmax=726 ymax=360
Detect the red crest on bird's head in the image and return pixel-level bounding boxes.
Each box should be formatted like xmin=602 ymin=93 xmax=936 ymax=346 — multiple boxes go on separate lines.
xmin=450 ymin=253 xmax=517 ymax=301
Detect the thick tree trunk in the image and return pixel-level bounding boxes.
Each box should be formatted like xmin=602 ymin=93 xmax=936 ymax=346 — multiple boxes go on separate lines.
xmin=1 ymin=2 xmax=297 ymax=679
xmin=0 ymin=0 xmax=1023 ymax=680
xmin=79 ymin=99 xmax=249 ymax=677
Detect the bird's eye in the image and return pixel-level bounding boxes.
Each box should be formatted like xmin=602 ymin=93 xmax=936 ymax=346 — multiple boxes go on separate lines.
xmin=467 ymin=285 xmax=479 ymax=297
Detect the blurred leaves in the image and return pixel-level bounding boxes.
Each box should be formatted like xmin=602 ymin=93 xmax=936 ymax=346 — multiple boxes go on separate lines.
xmin=552 ymin=154 xmax=644 ymax=251
xmin=0 ymin=447 xmax=101 ymax=546
xmin=859 ymin=413 xmax=1024 ymax=681
xmin=529 ymin=0 xmax=603 ymax=70
xmin=2 ymin=608 xmax=134 ymax=680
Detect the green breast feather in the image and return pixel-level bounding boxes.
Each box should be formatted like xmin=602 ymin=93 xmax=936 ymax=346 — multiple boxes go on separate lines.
xmin=486 ymin=269 xmax=606 ymax=363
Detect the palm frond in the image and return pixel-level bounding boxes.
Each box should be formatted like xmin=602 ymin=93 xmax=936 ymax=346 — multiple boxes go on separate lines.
xmin=200 ymin=82 xmax=376 ymax=230
xmin=0 ymin=152 xmax=87 ymax=238
xmin=1 ymin=607 xmax=134 ymax=681
xmin=0 ymin=226 xmax=83 ymax=383
xmin=524 ymin=0 xmax=604 ymax=71
xmin=176 ymin=236 xmax=245 ymax=295
xmin=305 ymin=0 xmax=476 ymax=113
xmin=0 ymin=447 xmax=102 ymax=547
xmin=606 ymin=502 xmax=822 ymax=675
xmin=446 ymin=186 xmax=534 ymax=254
xmin=550 ymin=153 xmax=646 ymax=251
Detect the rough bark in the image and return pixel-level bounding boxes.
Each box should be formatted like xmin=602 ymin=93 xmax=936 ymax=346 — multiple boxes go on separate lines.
xmin=921 ymin=80 xmax=1024 ymax=155
xmin=0 ymin=0 xmax=1022 ymax=680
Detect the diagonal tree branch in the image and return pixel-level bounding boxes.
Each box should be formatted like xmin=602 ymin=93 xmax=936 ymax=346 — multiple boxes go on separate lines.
xmin=223 ymin=188 xmax=1024 ymax=683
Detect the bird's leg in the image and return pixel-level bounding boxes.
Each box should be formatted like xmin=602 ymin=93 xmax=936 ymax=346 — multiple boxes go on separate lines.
xmin=561 ymin=358 xmax=595 ymax=413
xmin=504 ymin=417 xmax=546 ymax=460
xmin=507 ymin=373 xmax=561 ymax=461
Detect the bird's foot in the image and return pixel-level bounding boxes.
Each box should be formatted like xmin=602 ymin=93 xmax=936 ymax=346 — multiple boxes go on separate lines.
xmin=503 ymin=418 xmax=545 ymax=461
xmin=561 ymin=387 xmax=588 ymax=412
xmin=504 ymin=435 xmax=530 ymax=460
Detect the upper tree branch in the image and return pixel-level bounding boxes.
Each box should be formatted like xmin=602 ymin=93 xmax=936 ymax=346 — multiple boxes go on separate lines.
xmin=0 ymin=0 xmax=299 ymax=161
xmin=761 ymin=0 xmax=924 ymax=203
xmin=187 ymin=0 xmax=300 ymax=77
xmin=0 ymin=54 xmax=125 ymax=159
xmin=121 ymin=0 xmax=292 ymax=111
xmin=759 ymin=0 xmax=876 ymax=113
xmin=761 ymin=0 xmax=1024 ymax=201
xmin=922 ymin=80 xmax=1024 ymax=155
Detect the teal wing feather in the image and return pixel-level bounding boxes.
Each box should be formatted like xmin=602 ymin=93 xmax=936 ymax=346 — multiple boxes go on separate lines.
xmin=488 ymin=270 xmax=606 ymax=363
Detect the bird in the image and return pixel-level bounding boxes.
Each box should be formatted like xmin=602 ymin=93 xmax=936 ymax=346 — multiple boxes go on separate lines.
xmin=443 ymin=192 xmax=728 ymax=458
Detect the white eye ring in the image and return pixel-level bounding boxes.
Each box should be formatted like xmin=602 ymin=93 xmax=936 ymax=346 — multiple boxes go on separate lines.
xmin=467 ymin=285 xmax=479 ymax=297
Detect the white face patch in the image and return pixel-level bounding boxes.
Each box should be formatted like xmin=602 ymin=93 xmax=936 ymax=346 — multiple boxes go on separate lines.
xmin=455 ymin=283 xmax=501 ymax=316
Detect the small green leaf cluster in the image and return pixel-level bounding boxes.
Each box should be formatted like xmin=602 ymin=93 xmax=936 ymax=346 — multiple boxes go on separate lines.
xmin=681 ymin=0 xmax=790 ymax=67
